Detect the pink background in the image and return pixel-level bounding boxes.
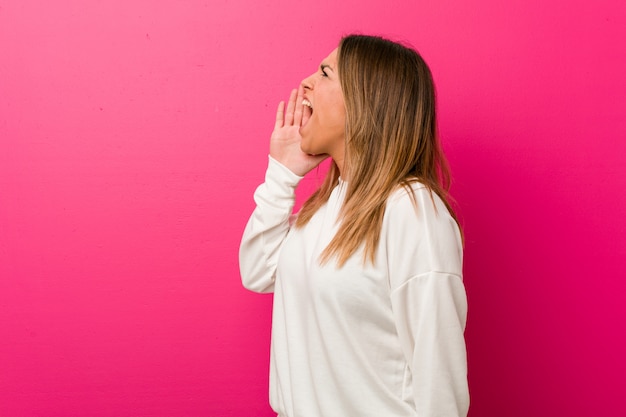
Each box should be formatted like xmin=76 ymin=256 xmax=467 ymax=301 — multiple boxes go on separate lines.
xmin=1 ymin=0 xmax=625 ymax=416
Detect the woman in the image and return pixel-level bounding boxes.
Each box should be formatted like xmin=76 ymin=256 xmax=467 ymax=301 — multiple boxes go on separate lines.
xmin=239 ymin=34 xmax=468 ymax=417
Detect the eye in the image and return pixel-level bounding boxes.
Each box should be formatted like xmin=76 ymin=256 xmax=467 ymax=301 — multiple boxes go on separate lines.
xmin=321 ymin=69 xmax=329 ymax=78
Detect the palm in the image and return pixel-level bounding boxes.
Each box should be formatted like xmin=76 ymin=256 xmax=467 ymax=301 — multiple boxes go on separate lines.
xmin=269 ymin=87 xmax=328 ymax=176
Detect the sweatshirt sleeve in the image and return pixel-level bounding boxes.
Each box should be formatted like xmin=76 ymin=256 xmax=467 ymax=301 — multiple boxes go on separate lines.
xmin=385 ymin=186 xmax=469 ymax=416
xmin=239 ymin=156 xmax=303 ymax=293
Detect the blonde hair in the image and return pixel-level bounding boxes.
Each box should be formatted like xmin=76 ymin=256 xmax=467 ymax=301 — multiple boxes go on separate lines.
xmin=296 ymin=34 xmax=460 ymax=266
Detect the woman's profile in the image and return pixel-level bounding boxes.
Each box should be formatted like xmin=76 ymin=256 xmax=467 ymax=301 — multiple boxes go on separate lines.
xmin=240 ymin=34 xmax=468 ymax=417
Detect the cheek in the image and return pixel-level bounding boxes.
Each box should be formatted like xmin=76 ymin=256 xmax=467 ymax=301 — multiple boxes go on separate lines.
xmin=318 ymin=98 xmax=345 ymax=127
xmin=315 ymin=112 xmax=343 ymax=141
xmin=332 ymin=97 xmax=346 ymax=130
xmin=329 ymin=108 xmax=346 ymax=135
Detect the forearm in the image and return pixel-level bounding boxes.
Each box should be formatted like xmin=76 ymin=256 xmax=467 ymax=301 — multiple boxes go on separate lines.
xmin=239 ymin=156 xmax=302 ymax=293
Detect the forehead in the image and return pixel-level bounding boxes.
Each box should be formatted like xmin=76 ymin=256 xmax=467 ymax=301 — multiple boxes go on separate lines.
xmin=321 ymin=48 xmax=339 ymax=66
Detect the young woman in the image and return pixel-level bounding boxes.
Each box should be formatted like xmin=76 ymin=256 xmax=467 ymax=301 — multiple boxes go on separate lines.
xmin=239 ymin=34 xmax=469 ymax=417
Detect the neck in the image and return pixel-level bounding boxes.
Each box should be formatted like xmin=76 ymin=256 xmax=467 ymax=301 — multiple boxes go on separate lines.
xmin=331 ymin=147 xmax=347 ymax=181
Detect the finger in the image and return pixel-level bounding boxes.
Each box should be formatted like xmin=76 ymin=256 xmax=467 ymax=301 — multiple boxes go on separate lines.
xmin=294 ymin=85 xmax=304 ymax=126
xmin=284 ymin=89 xmax=297 ymax=125
xmin=275 ymin=101 xmax=285 ymax=129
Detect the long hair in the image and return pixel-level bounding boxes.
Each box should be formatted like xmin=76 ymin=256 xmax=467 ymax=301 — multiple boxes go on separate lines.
xmin=295 ymin=34 xmax=460 ymax=266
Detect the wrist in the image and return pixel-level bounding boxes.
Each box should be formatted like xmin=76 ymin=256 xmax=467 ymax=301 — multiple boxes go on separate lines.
xmin=268 ymin=156 xmax=304 ymax=183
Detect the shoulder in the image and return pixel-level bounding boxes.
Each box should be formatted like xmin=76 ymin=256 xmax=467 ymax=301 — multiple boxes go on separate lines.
xmin=385 ymin=181 xmax=447 ymax=220
xmin=382 ymin=181 xmax=463 ymax=279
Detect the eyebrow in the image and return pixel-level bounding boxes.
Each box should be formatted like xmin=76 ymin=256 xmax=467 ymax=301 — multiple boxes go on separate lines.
xmin=320 ymin=64 xmax=334 ymax=72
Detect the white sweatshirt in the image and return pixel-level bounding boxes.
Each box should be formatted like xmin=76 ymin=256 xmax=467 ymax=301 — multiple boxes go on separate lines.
xmin=239 ymin=157 xmax=469 ymax=417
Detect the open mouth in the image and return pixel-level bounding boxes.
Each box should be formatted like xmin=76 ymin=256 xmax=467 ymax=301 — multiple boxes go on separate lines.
xmin=302 ymin=99 xmax=313 ymax=117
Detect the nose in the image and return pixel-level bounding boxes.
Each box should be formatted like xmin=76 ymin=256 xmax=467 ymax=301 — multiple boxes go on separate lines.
xmin=301 ymin=73 xmax=315 ymax=91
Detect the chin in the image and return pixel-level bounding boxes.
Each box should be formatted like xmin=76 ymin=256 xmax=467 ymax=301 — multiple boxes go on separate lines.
xmin=300 ymin=140 xmax=312 ymax=155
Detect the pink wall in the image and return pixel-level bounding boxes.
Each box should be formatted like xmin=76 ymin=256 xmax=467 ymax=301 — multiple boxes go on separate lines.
xmin=1 ymin=0 xmax=624 ymax=416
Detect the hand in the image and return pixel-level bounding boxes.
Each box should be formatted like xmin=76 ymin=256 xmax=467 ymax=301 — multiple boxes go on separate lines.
xmin=269 ymin=86 xmax=328 ymax=176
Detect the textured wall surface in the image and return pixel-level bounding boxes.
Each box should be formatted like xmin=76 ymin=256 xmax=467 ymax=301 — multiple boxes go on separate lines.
xmin=1 ymin=0 xmax=624 ymax=416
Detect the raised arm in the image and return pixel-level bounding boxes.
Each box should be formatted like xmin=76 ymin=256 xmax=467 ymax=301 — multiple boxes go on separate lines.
xmin=239 ymin=86 xmax=327 ymax=293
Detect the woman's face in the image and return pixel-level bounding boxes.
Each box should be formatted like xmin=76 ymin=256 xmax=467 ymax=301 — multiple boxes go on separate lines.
xmin=299 ymin=48 xmax=346 ymax=160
